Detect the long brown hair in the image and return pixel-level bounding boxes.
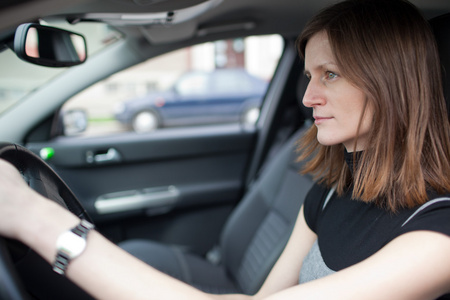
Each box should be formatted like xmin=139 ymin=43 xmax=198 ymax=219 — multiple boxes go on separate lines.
xmin=296 ymin=0 xmax=450 ymax=212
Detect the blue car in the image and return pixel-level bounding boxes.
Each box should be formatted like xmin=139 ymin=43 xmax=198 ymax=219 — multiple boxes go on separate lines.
xmin=115 ymin=68 xmax=268 ymax=132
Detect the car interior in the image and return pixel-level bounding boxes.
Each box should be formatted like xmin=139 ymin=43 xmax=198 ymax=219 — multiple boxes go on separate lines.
xmin=0 ymin=0 xmax=449 ymax=299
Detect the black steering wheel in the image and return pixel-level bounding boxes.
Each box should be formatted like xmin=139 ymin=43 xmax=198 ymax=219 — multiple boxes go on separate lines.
xmin=0 ymin=143 xmax=94 ymax=300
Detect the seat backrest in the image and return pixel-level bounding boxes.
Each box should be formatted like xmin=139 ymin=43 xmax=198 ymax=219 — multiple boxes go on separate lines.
xmin=430 ymin=13 xmax=450 ymax=120
xmin=220 ymin=127 xmax=313 ymax=294
xmin=219 ymin=72 xmax=313 ymax=294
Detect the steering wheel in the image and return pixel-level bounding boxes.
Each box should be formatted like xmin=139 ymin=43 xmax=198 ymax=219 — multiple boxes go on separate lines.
xmin=0 ymin=143 xmax=93 ymax=300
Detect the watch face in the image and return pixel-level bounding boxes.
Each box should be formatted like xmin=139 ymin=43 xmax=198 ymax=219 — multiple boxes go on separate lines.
xmin=56 ymin=231 xmax=87 ymax=258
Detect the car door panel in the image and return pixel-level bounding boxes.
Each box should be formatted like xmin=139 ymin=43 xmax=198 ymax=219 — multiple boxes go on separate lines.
xmin=26 ymin=124 xmax=256 ymax=253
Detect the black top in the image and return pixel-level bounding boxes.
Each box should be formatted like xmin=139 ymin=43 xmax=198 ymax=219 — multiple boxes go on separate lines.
xmin=302 ymin=153 xmax=450 ymax=298
xmin=304 ymin=182 xmax=450 ymax=270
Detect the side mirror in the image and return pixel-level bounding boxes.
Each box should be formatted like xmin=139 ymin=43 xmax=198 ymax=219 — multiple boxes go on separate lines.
xmin=14 ymin=23 xmax=87 ymax=67
xmin=61 ymin=109 xmax=88 ymax=136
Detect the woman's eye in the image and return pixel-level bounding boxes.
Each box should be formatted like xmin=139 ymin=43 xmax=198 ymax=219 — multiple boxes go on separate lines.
xmin=325 ymin=71 xmax=338 ymax=80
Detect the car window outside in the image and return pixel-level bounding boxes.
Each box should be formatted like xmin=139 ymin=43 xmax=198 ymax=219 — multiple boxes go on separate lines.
xmin=212 ymin=71 xmax=253 ymax=94
xmin=62 ymin=34 xmax=284 ymax=136
xmin=175 ymin=72 xmax=210 ymax=96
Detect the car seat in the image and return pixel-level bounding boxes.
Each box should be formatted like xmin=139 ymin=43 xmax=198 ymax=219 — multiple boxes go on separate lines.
xmin=120 ymin=70 xmax=314 ymax=295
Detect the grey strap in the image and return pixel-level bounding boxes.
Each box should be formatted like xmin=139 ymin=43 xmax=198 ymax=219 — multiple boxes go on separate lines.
xmin=322 ymin=187 xmax=336 ymax=210
xmin=401 ymin=197 xmax=450 ymax=227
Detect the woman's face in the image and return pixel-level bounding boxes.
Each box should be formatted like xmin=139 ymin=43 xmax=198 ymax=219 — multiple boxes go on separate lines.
xmin=303 ymin=31 xmax=373 ymax=152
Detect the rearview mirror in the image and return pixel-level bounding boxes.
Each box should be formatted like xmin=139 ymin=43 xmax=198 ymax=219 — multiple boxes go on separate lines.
xmin=14 ymin=23 xmax=87 ymax=67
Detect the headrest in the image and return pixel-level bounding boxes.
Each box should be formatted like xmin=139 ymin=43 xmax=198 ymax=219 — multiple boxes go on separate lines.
xmin=430 ymin=13 xmax=450 ymax=119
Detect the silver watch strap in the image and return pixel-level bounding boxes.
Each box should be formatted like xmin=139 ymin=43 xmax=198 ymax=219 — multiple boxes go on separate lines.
xmin=72 ymin=219 xmax=94 ymax=238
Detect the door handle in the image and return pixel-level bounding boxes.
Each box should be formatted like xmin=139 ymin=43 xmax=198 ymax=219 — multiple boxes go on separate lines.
xmin=95 ymin=186 xmax=180 ymax=214
xmin=86 ymin=148 xmax=122 ymax=164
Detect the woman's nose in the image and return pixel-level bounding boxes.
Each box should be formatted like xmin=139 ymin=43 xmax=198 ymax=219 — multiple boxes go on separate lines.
xmin=302 ymin=80 xmax=325 ymax=108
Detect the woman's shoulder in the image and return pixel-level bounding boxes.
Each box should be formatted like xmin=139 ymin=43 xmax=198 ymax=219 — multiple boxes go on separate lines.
xmin=397 ymin=192 xmax=450 ymax=238
xmin=303 ymin=183 xmax=334 ymax=232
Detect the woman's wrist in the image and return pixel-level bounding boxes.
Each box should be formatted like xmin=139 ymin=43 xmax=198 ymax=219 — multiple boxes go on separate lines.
xmin=18 ymin=195 xmax=81 ymax=263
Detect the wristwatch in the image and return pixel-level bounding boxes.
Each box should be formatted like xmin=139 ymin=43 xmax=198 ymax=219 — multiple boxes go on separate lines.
xmin=52 ymin=219 xmax=94 ymax=276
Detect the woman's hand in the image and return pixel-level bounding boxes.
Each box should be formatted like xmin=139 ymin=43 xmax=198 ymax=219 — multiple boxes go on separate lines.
xmin=0 ymin=158 xmax=40 ymax=239
xmin=0 ymin=159 xmax=79 ymax=245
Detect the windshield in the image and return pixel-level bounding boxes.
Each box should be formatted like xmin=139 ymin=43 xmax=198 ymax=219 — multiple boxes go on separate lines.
xmin=0 ymin=21 xmax=122 ymax=114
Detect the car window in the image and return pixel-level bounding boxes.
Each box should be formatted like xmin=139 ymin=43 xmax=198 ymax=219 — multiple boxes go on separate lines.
xmin=0 ymin=22 xmax=121 ymax=116
xmin=61 ymin=34 xmax=283 ymax=136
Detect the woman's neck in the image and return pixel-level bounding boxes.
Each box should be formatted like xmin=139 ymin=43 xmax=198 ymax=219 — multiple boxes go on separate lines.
xmin=344 ymin=150 xmax=362 ymax=176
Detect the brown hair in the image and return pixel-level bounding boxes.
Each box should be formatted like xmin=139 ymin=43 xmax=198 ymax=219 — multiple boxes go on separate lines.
xmin=296 ymin=0 xmax=450 ymax=212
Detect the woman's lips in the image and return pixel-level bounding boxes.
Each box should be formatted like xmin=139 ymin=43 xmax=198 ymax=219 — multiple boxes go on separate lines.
xmin=314 ymin=116 xmax=333 ymax=125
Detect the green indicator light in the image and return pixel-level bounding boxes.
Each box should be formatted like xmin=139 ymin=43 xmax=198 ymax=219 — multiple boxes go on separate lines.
xmin=39 ymin=147 xmax=55 ymax=160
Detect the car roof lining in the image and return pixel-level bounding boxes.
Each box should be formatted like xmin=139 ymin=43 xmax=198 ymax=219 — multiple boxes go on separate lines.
xmin=0 ymin=0 xmax=448 ymax=46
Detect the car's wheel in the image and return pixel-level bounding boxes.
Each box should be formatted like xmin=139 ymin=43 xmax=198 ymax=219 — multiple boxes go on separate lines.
xmin=0 ymin=143 xmax=93 ymax=300
xmin=132 ymin=110 xmax=160 ymax=133
xmin=241 ymin=106 xmax=260 ymax=126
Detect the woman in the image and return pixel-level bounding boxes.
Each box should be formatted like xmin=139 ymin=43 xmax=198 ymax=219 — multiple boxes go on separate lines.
xmin=0 ymin=0 xmax=450 ymax=299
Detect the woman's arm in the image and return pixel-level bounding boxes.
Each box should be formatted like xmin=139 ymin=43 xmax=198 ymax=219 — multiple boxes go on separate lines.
xmin=265 ymin=230 xmax=450 ymax=300
xmin=33 ymin=216 xmax=214 ymax=300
